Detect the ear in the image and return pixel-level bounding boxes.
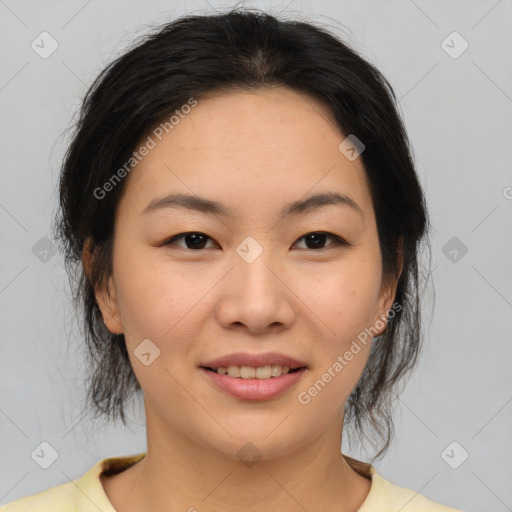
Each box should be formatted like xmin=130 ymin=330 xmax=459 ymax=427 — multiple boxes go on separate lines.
xmin=82 ymin=237 xmax=123 ymax=334
xmin=374 ymin=237 xmax=404 ymax=336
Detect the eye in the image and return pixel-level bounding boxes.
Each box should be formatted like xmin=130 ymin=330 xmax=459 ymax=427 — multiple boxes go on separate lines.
xmin=164 ymin=232 xmax=217 ymax=250
xmin=163 ymin=231 xmax=349 ymax=251
xmin=293 ymin=232 xmax=349 ymax=250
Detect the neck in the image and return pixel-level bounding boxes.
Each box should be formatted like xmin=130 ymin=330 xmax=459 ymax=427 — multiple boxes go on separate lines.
xmin=103 ymin=410 xmax=371 ymax=512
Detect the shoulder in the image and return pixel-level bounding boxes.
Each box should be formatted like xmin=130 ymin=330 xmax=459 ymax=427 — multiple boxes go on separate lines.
xmin=0 ymin=453 xmax=146 ymax=512
xmin=372 ymin=471 xmax=466 ymax=511
xmin=0 ymin=481 xmax=77 ymax=512
xmin=343 ymin=454 xmax=467 ymax=512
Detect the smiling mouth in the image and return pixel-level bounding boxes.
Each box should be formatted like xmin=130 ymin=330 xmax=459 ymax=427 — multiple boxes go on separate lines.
xmin=201 ymin=365 xmax=306 ymax=379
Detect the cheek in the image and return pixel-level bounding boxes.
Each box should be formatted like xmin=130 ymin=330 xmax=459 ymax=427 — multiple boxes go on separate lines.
xmin=112 ymin=261 xmax=204 ymax=400
xmin=112 ymin=255 xmax=198 ymax=342
xmin=300 ymin=262 xmax=381 ymax=340
xmin=296 ymin=274 xmax=376 ymax=416
xmin=293 ymin=256 xmax=381 ymax=395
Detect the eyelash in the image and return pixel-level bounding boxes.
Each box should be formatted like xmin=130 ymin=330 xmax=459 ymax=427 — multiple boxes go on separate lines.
xmin=163 ymin=231 xmax=350 ymax=251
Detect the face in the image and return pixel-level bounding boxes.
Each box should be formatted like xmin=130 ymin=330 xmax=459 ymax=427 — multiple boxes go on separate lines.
xmin=88 ymin=87 xmax=399 ymax=460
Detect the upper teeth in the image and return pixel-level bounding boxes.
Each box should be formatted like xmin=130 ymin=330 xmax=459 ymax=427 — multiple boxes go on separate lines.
xmin=214 ymin=365 xmax=292 ymax=379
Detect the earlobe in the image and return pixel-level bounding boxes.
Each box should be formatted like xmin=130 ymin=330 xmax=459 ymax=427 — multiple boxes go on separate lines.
xmin=82 ymin=238 xmax=123 ymax=335
xmin=373 ymin=291 xmax=394 ymax=338
xmin=375 ymin=238 xmax=404 ymax=336
xmin=96 ymin=277 xmax=124 ymax=334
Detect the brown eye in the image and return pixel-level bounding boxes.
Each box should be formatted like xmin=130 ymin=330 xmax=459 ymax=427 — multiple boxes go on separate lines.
xmin=294 ymin=232 xmax=348 ymax=250
xmin=165 ymin=232 xmax=216 ymax=250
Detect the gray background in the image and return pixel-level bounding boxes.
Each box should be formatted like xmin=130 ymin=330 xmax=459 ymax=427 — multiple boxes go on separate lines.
xmin=1 ymin=1 xmax=511 ymax=511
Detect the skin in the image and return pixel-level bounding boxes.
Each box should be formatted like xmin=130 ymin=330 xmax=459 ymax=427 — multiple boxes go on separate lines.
xmin=83 ymin=86 xmax=402 ymax=512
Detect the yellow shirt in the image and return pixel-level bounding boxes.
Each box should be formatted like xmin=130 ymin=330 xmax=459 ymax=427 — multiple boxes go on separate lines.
xmin=0 ymin=453 xmax=466 ymax=511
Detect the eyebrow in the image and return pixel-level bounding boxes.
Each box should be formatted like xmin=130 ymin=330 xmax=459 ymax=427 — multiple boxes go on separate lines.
xmin=141 ymin=191 xmax=363 ymax=219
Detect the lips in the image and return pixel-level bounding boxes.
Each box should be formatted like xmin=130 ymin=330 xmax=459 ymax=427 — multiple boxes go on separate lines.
xmin=200 ymin=352 xmax=307 ymax=370
xmin=201 ymin=366 xmax=306 ymax=400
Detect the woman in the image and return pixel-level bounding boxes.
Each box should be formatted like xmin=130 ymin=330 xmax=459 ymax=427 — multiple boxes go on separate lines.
xmin=1 ymin=8 xmax=465 ymax=511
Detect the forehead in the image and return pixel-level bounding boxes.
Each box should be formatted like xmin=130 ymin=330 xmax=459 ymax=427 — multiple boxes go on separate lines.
xmin=159 ymin=87 xmax=342 ymax=158
xmin=118 ymin=87 xmax=373 ymax=220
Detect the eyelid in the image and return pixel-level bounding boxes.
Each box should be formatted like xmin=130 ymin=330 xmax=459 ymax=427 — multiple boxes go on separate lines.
xmin=163 ymin=231 xmax=349 ymax=250
xmin=163 ymin=232 xmax=218 ymax=249
xmin=292 ymin=232 xmax=349 ymax=250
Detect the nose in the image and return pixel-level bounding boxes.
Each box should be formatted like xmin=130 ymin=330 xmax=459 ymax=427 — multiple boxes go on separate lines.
xmin=215 ymin=247 xmax=296 ymax=334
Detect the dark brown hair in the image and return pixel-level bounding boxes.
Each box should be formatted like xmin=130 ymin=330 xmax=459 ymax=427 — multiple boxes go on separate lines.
xmin=53 ymin=7 xmax=431 ymax=461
